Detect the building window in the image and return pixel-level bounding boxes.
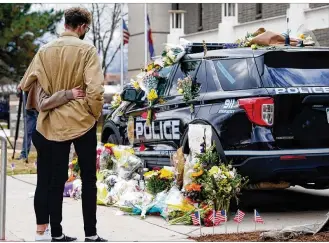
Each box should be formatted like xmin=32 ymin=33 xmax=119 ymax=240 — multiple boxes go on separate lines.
xmin=198 ymin=3 xmax=203 ymax=31
xmin=256 ymin=3 xmax=262 ymax=20
xmin=224 ymin=3 xmax=235 ymax=17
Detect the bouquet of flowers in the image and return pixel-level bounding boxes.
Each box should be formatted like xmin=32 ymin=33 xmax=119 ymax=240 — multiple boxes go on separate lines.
xmin=203 ymin=164 xmax=248 ymax=212
xmin=177 ymin=75 xmax=200 ymax=113
xmin=144 ymin=168 xmax=174 ymax=195
xmin=111 ymin=93 xmax=122 ymax=109
xmin=183 ymin=182 xmax=202 ymax=203
xmin=69 ymin=157 xmax=80 ymax=176
xmin=99 ymin=144 xmax=114 ymax=170
xmin=161 ymin=44 xmax=186 ymax=67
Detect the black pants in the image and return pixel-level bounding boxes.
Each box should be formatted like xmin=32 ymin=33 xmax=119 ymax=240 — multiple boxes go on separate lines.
xmin=32 ymin=130 xmax=52 ymax=225
xmin=49 ymin=124 xmax=98 ymax=237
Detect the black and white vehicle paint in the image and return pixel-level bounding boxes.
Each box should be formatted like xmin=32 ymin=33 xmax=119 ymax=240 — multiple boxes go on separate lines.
xmin=102 ymin=44 xmax=329 ymax=189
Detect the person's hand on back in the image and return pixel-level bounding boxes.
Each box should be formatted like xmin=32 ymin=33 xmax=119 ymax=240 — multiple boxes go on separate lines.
xmin=71 ymin=87 xmax=85 ymax=99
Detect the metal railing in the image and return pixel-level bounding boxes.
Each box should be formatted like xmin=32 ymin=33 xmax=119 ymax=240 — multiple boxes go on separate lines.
xmin=0 ymin=135 xmax=7 ymax=240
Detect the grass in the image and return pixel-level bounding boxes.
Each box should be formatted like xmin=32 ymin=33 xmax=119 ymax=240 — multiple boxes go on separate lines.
xmin=6 ymin=152 xmax=37 ymax=175
xmin=4 ymin=123 xmax=104 ymax=176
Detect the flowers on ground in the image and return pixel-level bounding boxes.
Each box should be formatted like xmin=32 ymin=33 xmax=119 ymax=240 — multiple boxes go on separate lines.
xmin=144 ymin=168 xmax=174 ymax=195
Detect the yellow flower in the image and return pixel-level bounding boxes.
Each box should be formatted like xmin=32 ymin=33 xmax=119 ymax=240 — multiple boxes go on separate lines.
xmin=104 ymin=143 xmax=116 ymax=148
xmin=191 ymin=169 xmax=203 ymax=177
xmin=146 ymin=63 xmax=154 ymax=72
xmin=251 ymin=44 xmax=258 ymax=50
xmin=298 ymin=33 xmax=305 ymax=40
xmin=159 ymin=168 xmax=174 ymax=179
xmin=178 ymin=89 xmax=184 ymax=94
xmin=144 ymin=170 xmax=159 ymax=179
xmin=72 ymin=158 xmax=78 ymax=165
xmin=158 ymin=98 xmax=166 ymax=104
xmin=131 ymin=80 xmax=140 ymax=90
xmin=147 ymin=89 xmax=158 ymax=101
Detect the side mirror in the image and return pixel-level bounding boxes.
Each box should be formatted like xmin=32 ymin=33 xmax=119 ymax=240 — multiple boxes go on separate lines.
xmin=121 ymin=88 xmax=145 ymax=102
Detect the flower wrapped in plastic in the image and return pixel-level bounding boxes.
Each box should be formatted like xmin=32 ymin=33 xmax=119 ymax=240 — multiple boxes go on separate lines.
xmin=161 ymin=43 xmax=186 ymax=67
xmin=111 ymin=93 xmax=122 ymax=109
xmin=170 ymin=147 xmax=185 ymax=189
xmin=114 ymin=153 xmax=143 ymax=180
xmin=96 ymin=182 xmax=110 ymax=206
xmin=144 ymin=167 xmax=174 ymax=195
xmin=108 ymin=179 xmax=139 ymax=205
xmin=99 ymin=144 xmax=114 ymax=170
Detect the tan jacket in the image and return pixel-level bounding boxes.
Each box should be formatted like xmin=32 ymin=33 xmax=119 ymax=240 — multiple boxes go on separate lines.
xmin=20 ymin=31 xmax=104 ymax=141
xmin=26 ymin=82 xmax=74 ymax=112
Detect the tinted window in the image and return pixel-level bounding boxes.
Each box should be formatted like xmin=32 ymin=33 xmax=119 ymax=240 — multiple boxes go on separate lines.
xmin=169 ymin=61 xmax=201 ymax=96
xmin=213 ymin=58 xmax=260 ymax=91
xmin=157 ymin=66 xmax=173 ymax=96
xmin=260 ymin=52 xmax=329 ymax=87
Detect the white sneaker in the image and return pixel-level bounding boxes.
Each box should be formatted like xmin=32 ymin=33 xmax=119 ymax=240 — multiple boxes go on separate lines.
xmin=35 ymin=227 xmax=52 ymax=242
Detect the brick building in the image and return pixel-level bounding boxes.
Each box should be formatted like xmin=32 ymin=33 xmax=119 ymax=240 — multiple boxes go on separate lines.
xmin=128 ymin=3 xmax=329 ymax=78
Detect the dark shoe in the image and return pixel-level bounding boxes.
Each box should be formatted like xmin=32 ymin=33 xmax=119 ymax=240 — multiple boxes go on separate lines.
xmin=52 ymin=235 xmax=77 ymax=242
xmin=85 ymin=236 xmax=107 ymax=242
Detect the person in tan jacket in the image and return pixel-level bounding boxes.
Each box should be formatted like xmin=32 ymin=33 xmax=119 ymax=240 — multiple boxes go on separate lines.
xmin=18 ymin=83 xmax=85 ymax=242
xmin=20 ymin=7 xmax=105 ymax=242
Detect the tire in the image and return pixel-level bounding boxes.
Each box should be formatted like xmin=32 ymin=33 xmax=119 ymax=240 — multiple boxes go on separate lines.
xmin=107 ymin=134 xmax=119 ymax=145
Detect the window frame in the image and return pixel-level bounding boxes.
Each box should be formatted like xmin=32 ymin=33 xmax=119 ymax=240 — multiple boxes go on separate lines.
xmin=212 ymin=57 xmax=262 ymax=91
xmin=165 ymin=60 xmax=203 ymax=97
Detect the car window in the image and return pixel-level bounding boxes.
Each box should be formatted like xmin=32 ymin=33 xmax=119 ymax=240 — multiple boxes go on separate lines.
xmin=212 ymin=58 xmax=261 ymax=91
xmin=157 ymin=66 xmax=173 ymax=96
xmin=168 ymin=60 xmax=201 ymax=96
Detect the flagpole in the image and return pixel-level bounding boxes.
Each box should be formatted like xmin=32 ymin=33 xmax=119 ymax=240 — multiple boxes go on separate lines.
xmin=144 ymin=3 xmax=148 ymax=68
xmin=198 ymin=206 xmax=202 ymax=236
xmin=236 ymin=210 xmax=239 ymax=233
xmin=120 ymin=3 xmax=124 ymax=91
xmin=212 ymin=208 xmax=215 ymax=235
xmin=225 ymin=210 xmax=227 ymax=234
xmin=254 ymin=209 xmax=256 ymax=231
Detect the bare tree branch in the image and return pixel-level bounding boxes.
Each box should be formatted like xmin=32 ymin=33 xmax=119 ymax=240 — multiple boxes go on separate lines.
xmin=105 ymin=44 xmax=121 ymax=71
xmin=87 ymin=3 xmax=125 ymax=76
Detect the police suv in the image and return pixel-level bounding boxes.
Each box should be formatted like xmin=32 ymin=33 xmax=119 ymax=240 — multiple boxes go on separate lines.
xmin=102 ymin=43 xmax=329 ymax=190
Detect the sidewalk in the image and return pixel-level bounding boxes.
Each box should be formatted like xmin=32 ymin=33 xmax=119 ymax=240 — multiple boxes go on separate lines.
xmin=5 ymin=175 xmax=193 ymax=242
xmin=4 ymin=175 xmax=329 ymax=241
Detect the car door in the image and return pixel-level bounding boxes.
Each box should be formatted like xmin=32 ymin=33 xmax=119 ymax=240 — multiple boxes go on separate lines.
xmin=124 ymin=65 xmax=177 ymax=151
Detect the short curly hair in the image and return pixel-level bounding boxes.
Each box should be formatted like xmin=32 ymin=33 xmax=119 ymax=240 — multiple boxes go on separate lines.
xmin=64 ymin=7 xmax=92 ymax=29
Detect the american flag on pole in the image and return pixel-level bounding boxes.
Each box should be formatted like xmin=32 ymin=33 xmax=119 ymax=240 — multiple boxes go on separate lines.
xmin=217 ymin=210 xmax=227 ymax=223
xmin=123 ymin=19 xmax=130 ymax=45
xmin=254 ymin=210 xmax=264 ymax=223
xmin=233 ymin=209 xmax=245 ymax=223
xmin=209 ymin=210 xmax=227 ymax=225
xmin=191 ymin=211 xmax=201 ymax=226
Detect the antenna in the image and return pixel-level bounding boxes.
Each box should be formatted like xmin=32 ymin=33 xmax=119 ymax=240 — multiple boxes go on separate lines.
xmin=202 ymin=40 xmax=207 ymax=57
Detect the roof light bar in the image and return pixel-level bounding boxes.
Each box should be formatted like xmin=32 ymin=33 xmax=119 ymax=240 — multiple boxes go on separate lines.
xmin=185 ymin=42 xmax=239 ymax=54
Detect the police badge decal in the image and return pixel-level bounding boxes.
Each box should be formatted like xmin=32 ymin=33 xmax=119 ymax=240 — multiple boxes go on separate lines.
xmin=127 ymin=116 xmax=135 ymax=145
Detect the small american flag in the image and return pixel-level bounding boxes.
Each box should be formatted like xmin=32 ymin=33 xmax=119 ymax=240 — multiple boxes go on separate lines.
xmin=254 ymin=210 xmax=264 ymax=223
xmin=191 ymin=211 xmax=201 ymax=226
xmin=209 ymin=210 xmax=227 ymax=225
xmin=233 ymin=209 xmax=245 ymax=223
xmin=217 ymin=210 xmax=227 ymax=223
xmin=123 ymin=19 xmax=130 ymax=45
